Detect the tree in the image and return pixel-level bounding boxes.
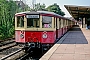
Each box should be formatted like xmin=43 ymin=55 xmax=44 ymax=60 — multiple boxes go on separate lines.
xmin=46 ymin=3 xmax=65 ymax=16
xmin=34 ymin=3 xmax=47 ymax=11
xmin=0 ymin=0 xmax=17 ymax=40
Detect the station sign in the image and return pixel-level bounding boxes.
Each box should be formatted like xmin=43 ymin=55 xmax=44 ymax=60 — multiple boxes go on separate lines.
xmin=26 ymin=15 xmax=39 ymax=18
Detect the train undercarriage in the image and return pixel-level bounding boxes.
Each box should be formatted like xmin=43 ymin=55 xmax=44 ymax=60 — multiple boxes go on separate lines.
xmin=16 ymin=42 xmax=53 ymax=54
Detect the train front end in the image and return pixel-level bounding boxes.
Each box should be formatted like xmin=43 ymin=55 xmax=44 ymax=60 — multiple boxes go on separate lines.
xmin=15 ymin=11 xmax=56 ymax=51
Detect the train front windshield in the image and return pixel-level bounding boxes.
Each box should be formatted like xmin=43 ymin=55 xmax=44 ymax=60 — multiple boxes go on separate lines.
xmin=26 ymin=15 xmax=40 ymax=28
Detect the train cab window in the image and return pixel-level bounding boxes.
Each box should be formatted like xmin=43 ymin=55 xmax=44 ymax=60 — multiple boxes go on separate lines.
xmin=27 ymin=18 xmax=40 ymax=28
xmin=42 ymin=16 xmax=52 ymax=28
xmin=26 ymin=15 xmax=40 ymax=28
xmin=17 ymin=16 xmax=24 ymax=27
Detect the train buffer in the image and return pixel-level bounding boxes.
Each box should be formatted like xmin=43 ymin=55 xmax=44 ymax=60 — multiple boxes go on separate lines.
xmin=40 ymin=25 xmax=90 ymax=60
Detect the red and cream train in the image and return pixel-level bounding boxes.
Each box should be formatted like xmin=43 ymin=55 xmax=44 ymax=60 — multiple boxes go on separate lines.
xmin=15 ymin=11 xmax=75 ymax=51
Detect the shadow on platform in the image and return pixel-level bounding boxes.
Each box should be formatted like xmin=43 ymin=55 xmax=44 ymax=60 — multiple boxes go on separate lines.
xmin=69 ymin=25 xmax=81 ymax=31
xmin=58 ymin=25 xmax=88 ymax=44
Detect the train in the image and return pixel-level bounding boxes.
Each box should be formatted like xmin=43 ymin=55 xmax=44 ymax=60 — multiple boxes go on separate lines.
xmin=15 ymin=11 xmax=75 ymax=52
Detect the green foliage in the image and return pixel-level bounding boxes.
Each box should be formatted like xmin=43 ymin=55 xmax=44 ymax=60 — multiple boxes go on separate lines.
xmin=46 ymin=3 xmax=65 ymax=16
xmin=34 ymin=3 xmax=47 ymax=11
xmin=0 ymin=0 xmax=30 ymax=40
xmin=32 ymin=3 xmax=65 ymax=16
xmin=0 ymin=0 xmax=17 ymax=40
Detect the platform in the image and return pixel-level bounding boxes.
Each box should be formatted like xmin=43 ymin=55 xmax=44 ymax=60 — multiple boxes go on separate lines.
xmin=40 ymin=25 xmax=90 ymax=60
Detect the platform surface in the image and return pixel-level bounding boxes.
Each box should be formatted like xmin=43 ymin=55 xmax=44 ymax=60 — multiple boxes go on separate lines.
xmin=40 ymin=25 xmax=90 ymax=60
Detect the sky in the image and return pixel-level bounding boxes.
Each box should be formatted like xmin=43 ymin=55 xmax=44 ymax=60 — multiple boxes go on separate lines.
xmin=22 ymin=0 xmax=90 ymax=17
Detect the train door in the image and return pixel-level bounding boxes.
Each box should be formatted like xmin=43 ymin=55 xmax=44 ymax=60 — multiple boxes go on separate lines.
xmin=59 ymin=18 xmax=62 ymax=37
xmin=61 ymin=19 xmax=63 ymax=35
xmin=57 ymin=18 xmax=60 ymax=39
xmin=53 ymin=17 xmax=57 ymax=39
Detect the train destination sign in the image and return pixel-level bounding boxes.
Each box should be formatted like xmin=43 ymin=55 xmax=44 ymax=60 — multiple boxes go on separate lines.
xmin=26 ymin=15 xmax=39 ymax=18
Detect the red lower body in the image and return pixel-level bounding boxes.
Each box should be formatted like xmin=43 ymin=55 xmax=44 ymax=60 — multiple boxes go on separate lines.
xmin=15 ymin=26 xmax=71 ymax=44
xmin=15 ymin=31 xmax=56 ymax=44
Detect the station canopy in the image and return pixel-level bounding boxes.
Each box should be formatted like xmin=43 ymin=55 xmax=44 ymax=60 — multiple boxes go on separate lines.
xmin=64 ymin=5 xmax=90 ymax=20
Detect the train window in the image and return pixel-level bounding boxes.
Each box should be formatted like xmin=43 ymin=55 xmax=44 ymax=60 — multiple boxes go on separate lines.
xmin=61 ymin=19 xmax=63 ymax=28
xmin=59 ymin=19 xmax=61 ymax=28
xmin=42 ymin=16 xmax=52 ymax=28
xmin=27 ymin=18 xmax=40 ymax=28
xmin=17 ymin=16 xmax=24 ymax=27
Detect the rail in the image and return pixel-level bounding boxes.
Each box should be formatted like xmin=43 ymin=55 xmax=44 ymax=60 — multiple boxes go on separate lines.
xmin=0 ymin=48 xmax=23 ymax=60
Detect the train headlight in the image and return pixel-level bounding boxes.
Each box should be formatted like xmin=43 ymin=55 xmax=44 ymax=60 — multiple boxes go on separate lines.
xmin=42 ymin=34 xmax=47 ymax=38
xmin=20 ymin=34 xmax=24 ymax=38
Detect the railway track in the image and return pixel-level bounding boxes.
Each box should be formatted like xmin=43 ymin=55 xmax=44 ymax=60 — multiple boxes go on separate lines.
xmin=0 ymin=48 xmax=25 ymax=60
xmin=0 ymin=44 xmax=25 ymax=60
xmin=0 ymin=39 xmax=51 ymax=60
xmin=0 ymin=39 xmax=25 ymax=60
xmin=0 ymin=39 xmax=15 ymax=47
xmin=0 ymin=42 xmax=16 ymax=52
xmin=17 ymin=47 xmax=51 ymax=60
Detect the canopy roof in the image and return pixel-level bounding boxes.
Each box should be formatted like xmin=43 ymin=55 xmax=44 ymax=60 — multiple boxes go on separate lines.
xmin=64 ymin=5 xmax=90 ymax=19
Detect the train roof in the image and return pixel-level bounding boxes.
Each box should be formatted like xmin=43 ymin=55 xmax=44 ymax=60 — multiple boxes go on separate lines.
xmin=15 ymin=11 xmax=59 ymax=16
xmin=15 ymin=11 xmax=63 ymax=16
xmin=15 ymin=11 xmax=39 ymax=15
xmin=15 ymin=11 xmax=72 ymax=21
